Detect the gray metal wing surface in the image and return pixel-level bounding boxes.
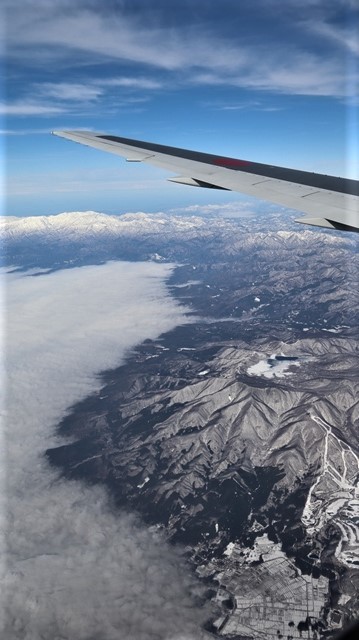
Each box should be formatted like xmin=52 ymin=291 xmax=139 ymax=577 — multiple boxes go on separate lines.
xmin=53 ymin=130 xmax=359 ymax=232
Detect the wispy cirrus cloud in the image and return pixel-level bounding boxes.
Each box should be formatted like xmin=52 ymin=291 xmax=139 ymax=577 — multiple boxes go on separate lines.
xmin=193 ymin=48 xmax=348 ymax=98
xmin=35 ymin=78 xmax=162 ymax=101
xmin=3 ymin=75 xmax=161 ymax=118
xmin=36 ymin=82 xmax=105 ymax=101
xmin=203 ymin=99 xmax=283 ymax=112
xmin=308 ymin=21 xmax=359 ymax=56
xmin=101 ymin=76 xmax=163 ymax=90
xmin=4 ymin=1 xmax=357 ymax=102
xmin=0 ymin=128 xmax=51 ymax=135
xmin=0 ymin=102 xmax=66 ymax=115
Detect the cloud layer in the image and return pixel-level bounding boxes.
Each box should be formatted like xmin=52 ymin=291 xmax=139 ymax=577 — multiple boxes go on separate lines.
xmin=1 ymin=262 xmax=210 ymax=639
xmin=3 ymin=0 xmax=358 ymax=117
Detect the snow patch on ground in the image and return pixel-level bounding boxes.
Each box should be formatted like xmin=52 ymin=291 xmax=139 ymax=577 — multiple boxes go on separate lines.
xmin=247 ymin=356 xmax=300 ymax=379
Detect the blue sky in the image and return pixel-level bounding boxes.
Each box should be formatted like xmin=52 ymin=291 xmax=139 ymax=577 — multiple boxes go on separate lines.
xmin=3 ymin=0 xmax=359 ymax=217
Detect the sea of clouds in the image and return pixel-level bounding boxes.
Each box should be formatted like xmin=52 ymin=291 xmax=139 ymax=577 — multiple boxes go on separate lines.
xmin=0 ymin=262 xmax=210 ymax=640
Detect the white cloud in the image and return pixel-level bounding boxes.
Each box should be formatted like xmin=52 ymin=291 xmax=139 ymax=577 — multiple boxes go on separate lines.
xmin=102 ymin=77 xmax=163 ymax=90
xmin=192 ymin=49 xmax=349 ymax=97
xmin=2 ymin=77 xmax=158 ymax=118
xmin=1 ymin=262 xmax=210 ymax=639
xmin=169 ymin=200 xmax=263 ymax=218
xmin=308 ymin=21 xmax=359 ymax=55
xmin=37 ymin=82 xmax=105 ymax=101
xmin=0 ymin=102 xmax=66 ymax=115
xmin=0 ymin=128 xmax=51 ymax=135
xmin=4 ymin=2 xmax=356 ymax=99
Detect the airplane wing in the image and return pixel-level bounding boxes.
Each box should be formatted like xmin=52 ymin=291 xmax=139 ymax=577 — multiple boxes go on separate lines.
xmin=52 ymin=130 xmax=359 ymax=232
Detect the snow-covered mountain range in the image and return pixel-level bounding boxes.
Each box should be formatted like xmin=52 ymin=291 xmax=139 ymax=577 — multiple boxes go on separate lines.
xmin=4 ymin=208 xmax=359 ymax=637
xmin=2 ymin=210 xmax=353 ymax=270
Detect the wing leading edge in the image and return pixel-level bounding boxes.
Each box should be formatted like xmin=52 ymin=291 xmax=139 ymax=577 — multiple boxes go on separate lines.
xmin=52 ymin=130 xmax=359 ymax=232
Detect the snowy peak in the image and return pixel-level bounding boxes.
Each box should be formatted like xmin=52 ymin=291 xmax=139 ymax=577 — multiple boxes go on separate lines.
xmin=3 ymin=210 xmax=354 ymax=274
xmin=2 ymin=210 xmax=350 ymax=245
xmin=1 ymin=210 xmax=209 ymax=241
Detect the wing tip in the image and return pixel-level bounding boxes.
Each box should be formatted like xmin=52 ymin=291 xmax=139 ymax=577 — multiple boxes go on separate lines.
xmin=52 ymin=129 xmax=100 ymax=138
xmin=51 ymin=130 xmax=78 ymax=140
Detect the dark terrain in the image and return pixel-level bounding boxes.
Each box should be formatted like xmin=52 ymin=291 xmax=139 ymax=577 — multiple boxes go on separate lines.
xmin=4 ymin=209 xmax=358 ymax=637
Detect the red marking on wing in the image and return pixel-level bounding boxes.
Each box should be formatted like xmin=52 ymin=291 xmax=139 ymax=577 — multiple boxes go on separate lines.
xmin=214 ymin=156 xmax=250 ymax=167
